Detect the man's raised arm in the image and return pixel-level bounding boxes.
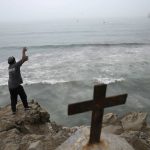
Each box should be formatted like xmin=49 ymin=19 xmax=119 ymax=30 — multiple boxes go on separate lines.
xmin=21 ymin=47 xmax=28 ymax=64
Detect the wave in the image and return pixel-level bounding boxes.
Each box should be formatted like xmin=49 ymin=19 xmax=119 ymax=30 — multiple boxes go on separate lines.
xmin=93 ymin=77 xmax=125 ymax=84
xmin=0 ymin=77 xmax=125 ymax=87
xmin=0 ymin=42 xmax=150 ymax=50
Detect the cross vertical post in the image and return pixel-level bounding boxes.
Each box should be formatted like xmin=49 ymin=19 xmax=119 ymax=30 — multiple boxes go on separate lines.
xmin=89 ymin=84 xmax=106 ymax=144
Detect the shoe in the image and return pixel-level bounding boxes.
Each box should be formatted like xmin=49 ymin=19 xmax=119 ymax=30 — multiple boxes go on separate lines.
xmin=12 ymin=111 xmax=16 ymax=115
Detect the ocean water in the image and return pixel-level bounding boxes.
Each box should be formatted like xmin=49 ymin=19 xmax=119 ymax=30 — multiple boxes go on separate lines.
xmin=0 ymin=18 xmax=150 ymax=126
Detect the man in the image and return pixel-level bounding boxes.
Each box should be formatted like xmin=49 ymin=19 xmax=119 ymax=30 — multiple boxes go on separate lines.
xmin=8 ymin=47 xmax=30 ymax=114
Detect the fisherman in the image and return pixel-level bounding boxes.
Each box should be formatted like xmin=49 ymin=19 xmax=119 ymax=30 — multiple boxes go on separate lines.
xmin=8 ymin=47 xmax=30 ymax=114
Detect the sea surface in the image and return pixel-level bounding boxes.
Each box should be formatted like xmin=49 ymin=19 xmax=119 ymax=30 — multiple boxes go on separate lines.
xmin=0 ymin=18 xmax=150 ymax=126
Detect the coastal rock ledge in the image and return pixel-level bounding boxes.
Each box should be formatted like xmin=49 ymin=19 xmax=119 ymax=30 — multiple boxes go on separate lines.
xmin=0 ymin=101 xmax=150 ymax=150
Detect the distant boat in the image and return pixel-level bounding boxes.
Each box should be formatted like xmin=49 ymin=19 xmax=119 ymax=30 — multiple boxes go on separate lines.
xmin=148 ymin=14 xmax=150 ymax=18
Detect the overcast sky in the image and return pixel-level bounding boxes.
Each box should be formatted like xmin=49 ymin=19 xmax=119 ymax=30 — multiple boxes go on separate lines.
xmin=0 ymin=0 xmax=150 ymax=22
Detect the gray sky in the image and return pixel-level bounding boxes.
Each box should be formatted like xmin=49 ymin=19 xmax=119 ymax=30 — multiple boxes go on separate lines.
xmin=0 ymin=0 xmax=150 ymax=22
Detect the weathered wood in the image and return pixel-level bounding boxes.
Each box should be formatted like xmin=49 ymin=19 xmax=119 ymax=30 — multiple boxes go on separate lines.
xmin=68 ymin=84 xmax=127 ymax=145
xmin=68 ymin=100 xmax=93 ymax=115
xmin=68 ymin=94 xmax=127 ymax=115
xmin=89 ymin=84 xmax=106 ymax=144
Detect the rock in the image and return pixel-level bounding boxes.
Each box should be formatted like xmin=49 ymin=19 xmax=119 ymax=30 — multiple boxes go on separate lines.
xmin=143 ymin=124 xmax=150 ymax=136
xmin=102 ymin=125 xmax=123 ymax=135
xmin=0 ymin=100 xmax=77 ymax=150
xmin=31 ymin=104 xmax=39 ymax=110
xmin=0 ymin=129 xmax=21 ymax=150
xmin=0 ymin=128 xmax=21 ymax=144
xmin=40 ymin=109 xmax=50 ymax=123
xmin=24 ymin=104 xmax=50 ymax=124
xmin=51 ymin=121 xmax=62 ymax=133
xmin=120 ymin=131 xmax=140 ymax=143
xmin=22 ymin=134 xmax=45 ymax=142
xmin=56 ymin=126 xmax=134 ymax=150
xmin=0 ymin=119 xmax=16 ymax=132
xmin=120 ymin=131 xmax=150 ymax=150
xmin=4 ymin=143 xmax=19 ymax=150
xmin=134 ymin=132 xmax=150 ymax=150
xmin=133 ymin=138 xmax=150 ymax=150
xmin=121 ymin=112 xmax=147 ymax=131
xmin=25 ymin=112 xmax=41 ymax=124
xmin=103 ymin=113 xmax=118 ymax=125
xmin=28 ymin=140 xmax=43 ymax=150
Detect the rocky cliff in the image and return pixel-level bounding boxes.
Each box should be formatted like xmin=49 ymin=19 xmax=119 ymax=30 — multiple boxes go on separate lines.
xmin=0 ymin=100 xmax=77 ymax=150
xmin=0 ymin=101 xmax=150 ymax=150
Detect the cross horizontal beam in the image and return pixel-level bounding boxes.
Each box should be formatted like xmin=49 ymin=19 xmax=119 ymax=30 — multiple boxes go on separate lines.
xmin=68 ymin=94 xmax=127 ymax=115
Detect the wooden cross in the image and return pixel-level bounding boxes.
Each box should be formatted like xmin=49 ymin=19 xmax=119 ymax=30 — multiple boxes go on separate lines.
xmin=68 ymin=84 xmax=127 ymax=144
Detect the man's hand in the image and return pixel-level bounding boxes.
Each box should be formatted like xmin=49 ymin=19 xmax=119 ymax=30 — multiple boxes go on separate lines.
xmin=22 ymin=47 xmax=28 ymax=63
xmin=23 ymin=47 xmax=27 ymax=53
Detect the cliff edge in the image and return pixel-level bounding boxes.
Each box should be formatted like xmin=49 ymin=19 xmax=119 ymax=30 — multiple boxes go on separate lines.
xmin=0 ymin=101 xmax=150 ymax=150
xmin=0 ymin=100 xmax=76 ymax=150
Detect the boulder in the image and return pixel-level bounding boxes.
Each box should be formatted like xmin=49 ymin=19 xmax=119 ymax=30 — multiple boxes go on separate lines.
xmin=21 ymin=134 xmax=45 ymax=142
xmin=121 ymin=131 xmax=150 ymax=150
xmin=4 ymin=143 xmax=19 ymax=150
xmin=0 ymin=119 xmax=16 ymax=132
xmin=0 ymin=100 xmax=77 ymax=150
xmin=103 ymin=113 xmax=118 ymax=125
xmin=132 ymin=138 xmax=150 ymax=150
xmin=121 ymin=112 xmax=147 ymax=131
xmin=28 ymin=140 xmax=43 ymax=150
xmin=56 ymin=126 xmax=134 ymax=150
xmin=102 ymin=125 xmax=123 ymax=135
xmin=0 ymin=128 xmax=21 ymax=144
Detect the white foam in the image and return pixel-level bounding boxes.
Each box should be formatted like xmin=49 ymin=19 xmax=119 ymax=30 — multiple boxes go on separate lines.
xmin=0 ymin=61 xmax=9 ymax=86
xmin=24 ymin=79 xmax=68 ymax=85
xmin=0 ymin=45 xmax=149 ymax=87
xmin=93 ymin=77 xmax=125 ymax=84
xmin=0 ymin=48 xmax=126 ymax=86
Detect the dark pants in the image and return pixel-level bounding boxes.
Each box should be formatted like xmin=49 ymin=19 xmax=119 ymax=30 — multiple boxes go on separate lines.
xmin=9 ymin=85 xmax=29 ymax=112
